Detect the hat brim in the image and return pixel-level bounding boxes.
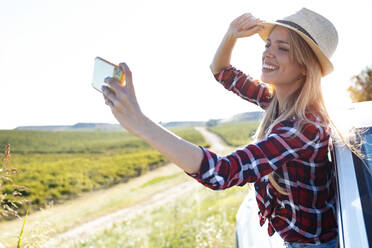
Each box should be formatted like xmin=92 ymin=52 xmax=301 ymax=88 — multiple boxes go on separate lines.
xmin=258 ymin=22 xmax=333 ymax=76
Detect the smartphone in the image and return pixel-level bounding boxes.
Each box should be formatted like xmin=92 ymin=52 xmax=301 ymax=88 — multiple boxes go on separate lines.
xmin=92 ymin=57 xmax=126 ymax=93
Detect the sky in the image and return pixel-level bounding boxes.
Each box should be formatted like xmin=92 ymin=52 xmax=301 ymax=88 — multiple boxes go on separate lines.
xmin=1 ymin=0 xmax=371 ymax=130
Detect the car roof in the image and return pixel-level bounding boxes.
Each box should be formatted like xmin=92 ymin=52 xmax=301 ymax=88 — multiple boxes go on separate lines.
xmin=330 ymin=101 xmax=372 ymax=129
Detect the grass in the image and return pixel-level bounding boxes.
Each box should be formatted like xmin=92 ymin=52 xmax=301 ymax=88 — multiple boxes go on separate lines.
xmin=0 ymin=127 xmax=208 ymax=218
xmin=0 ymin=128 xmax=207 ymax=155
xmin=208 ymin=121 xmax=260 ymax=147
xmin=140 ymin=174 xmax=181 ymax=188
xmin=0 ymin=145 xmax=27 ymax=248
xmin=70 ymin=185 xmax=250 ymax=248
xmin=0 ymin=164 xmax=190 ymax=247
xmin=63 ymin=123 xmax=257 ymax=247
xmin=0 ymin=123 xmax=258 ymax=247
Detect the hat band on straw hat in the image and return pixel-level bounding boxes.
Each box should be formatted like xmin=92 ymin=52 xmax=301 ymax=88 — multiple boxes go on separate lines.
xmin=276 ymin=20 xmax=317 ymax=45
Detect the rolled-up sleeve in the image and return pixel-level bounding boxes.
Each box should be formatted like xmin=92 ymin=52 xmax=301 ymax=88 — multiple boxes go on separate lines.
xmin=186 ymin=121 xmax=322 ymax=190
xmin=214 ymin=65 xmax=273 ymax=110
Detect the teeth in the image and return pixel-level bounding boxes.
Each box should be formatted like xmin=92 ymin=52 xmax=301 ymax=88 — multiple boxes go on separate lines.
xmin=262 ymin=63 xmax=278 ymax=70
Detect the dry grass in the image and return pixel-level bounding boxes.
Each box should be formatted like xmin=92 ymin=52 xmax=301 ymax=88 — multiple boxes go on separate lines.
xmin=0 ymin=143 xmax=28 ymax=217
xmin=0 ymin=163 xmax=188 ymax=247
xmin=0 ymin=144 xmax=28 ymax=247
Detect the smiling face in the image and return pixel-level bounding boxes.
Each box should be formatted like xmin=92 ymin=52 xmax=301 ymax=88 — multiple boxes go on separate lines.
xmin=261 ymin=26 xmax=305 ymax=89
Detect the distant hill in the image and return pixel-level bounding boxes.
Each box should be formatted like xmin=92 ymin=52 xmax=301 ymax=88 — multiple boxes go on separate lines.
xmin=219 ymin=111 xmax=264 ymax=123
xmin=15 ymin=123 xmax=123 ymax=131
xmin=14 ymin=121 xmax=205 ymax=131
xmin=14 ymin=111 xmax=264 ymax=131
xmin=159 ymin=121 xmax=206 ymax=128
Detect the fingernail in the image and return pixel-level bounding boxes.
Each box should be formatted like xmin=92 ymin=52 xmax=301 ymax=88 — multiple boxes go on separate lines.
xmin=104 ymin=77 xmax=112 ymax=83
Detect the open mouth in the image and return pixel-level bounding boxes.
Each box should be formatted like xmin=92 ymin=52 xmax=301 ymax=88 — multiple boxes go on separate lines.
xmin=262 ymin=63 xmax=279 ymax=73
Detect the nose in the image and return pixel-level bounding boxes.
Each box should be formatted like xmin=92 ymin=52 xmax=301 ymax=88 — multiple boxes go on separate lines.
xmin=262 ymin=47 xmax=274 ymax=59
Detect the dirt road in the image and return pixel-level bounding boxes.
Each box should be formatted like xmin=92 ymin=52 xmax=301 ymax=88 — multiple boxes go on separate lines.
xmin=42 ymin=127 xmax=232 ymax=247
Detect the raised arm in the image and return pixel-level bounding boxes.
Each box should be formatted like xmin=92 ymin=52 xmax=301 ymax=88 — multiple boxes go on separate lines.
xmin=214 ymin=66 xmax=272 ymax=109
xmin=102 ymin=63 xmax=323 ymax=193
xmin=211 ymin=14 xmax=272 ymax=109
xmin=210 ymin=13 xmax=264 ymax=75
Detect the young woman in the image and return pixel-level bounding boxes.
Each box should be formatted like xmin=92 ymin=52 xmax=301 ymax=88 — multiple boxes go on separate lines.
xmin=102 ymin=8 xmax=339 ymax=248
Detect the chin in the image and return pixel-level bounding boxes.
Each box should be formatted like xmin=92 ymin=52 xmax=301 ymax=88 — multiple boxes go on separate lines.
xmin=260 ymin=75 xmax=273 ymax=84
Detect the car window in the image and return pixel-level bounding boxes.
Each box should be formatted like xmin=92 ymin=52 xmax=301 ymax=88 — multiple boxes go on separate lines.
xmin=352 ymin=127 xmax=372 ymax=246
xmin=363 ymin=129 xmax=372 ymax=163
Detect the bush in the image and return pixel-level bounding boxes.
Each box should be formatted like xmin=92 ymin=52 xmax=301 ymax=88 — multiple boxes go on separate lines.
xmin=0 ymin=128 xmax=208 ymax=217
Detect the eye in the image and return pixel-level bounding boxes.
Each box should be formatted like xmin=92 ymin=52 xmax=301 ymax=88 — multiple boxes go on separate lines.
xmin=265 ymin=43 xmax=270 ymax=48
xmin=279 ymin=47 xmax=289 ymax=52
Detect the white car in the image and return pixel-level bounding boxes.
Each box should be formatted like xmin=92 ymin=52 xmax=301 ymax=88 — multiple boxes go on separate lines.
xmin=235 ymin=101 xmax=372 ymax=248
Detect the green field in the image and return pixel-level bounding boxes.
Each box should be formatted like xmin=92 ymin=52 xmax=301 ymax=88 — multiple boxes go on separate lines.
xmin=208 ymin=121 xmax=260 ymax=147
xmin=71 ymin=185 xmax=249 ymax=248
xmin=64 ymin=123 xmax=258 ymax=247
xmin=0 ymin=122 xmax=260 ymax=247
xmin=0 ymin=127 xmax=208 ymax=217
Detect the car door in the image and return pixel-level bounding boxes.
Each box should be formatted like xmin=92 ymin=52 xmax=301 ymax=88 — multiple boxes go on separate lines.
xmin=334 ymin=126 xmax=372 ymax=248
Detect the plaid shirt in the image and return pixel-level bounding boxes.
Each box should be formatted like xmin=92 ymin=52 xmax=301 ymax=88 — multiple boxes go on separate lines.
xmin=187 ymin=66 xmax=338 ymax=244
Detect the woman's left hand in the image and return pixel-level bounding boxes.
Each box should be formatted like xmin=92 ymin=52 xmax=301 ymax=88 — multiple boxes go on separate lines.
xmin=102 ymin=62 xmax=145 ymax=136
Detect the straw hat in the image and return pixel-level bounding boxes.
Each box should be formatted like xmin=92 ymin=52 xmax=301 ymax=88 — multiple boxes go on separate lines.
xmin=258 ymin=8 xmax=338 ymax=76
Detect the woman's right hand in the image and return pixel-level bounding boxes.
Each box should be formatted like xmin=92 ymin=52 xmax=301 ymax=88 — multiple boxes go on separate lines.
xmin=210 ymin=13 xmax=264 ymax=75
xmin=228 ymin=13 xmax=264 ymax=39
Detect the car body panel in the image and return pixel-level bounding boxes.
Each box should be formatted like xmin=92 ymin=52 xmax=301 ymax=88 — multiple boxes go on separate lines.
xmin=334 ymin=143 xmax=369 ymax=248
xmin=235 ymin=188 xmax=283 ymax=248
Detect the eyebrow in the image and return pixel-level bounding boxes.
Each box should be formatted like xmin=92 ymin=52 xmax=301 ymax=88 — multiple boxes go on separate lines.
xmin=266 ymin=38 xmax=289 ymax=45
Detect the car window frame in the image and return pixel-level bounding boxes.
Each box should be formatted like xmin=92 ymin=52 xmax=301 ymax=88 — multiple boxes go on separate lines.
xmin=351 ymin=127 xmax=372 ymax=246
xmin=333 ymin=137 xmax=370 ymax=248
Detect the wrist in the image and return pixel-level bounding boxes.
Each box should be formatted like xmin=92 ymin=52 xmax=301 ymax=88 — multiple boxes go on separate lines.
xmin=225 ymin=29 xmax=237 ymax=41
xmin=132 ymin=114 xmax=157 ymax=140
xmin=116 ymin=111 xmax=147 ymax=138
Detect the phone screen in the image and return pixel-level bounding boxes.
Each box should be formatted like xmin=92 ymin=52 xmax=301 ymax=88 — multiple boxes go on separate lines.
xmin=92 ymin=57 xmax=125 ymax=93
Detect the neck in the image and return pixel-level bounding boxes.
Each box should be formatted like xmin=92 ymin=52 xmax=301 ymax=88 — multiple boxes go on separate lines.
xmin=274 ymin=76 xmax=304 ymax=113
xmin=276 ymin=88 xmax=288 ymax=112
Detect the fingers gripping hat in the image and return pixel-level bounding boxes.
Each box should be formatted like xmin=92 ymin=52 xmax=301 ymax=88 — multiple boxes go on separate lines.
xmin=258 ymin=8 xmax=338 ymax=76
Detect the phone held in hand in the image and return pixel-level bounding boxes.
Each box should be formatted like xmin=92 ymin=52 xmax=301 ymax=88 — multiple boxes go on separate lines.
xmin=92 ymin=57 xmax=126 ymax=93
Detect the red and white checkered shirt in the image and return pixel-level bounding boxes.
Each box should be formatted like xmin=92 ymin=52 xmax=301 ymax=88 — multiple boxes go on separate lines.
xmin=187 ymin=66 xmax=338 ymax=244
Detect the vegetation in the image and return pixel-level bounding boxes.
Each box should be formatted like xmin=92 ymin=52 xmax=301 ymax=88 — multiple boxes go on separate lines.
xmin=0 ymin=128 xmax=208 ymax=218
xmin=0 ymin=130 xmax=156 ymax=154
xmin=208 ymin=121 xmax=260 ymax=147
xmin=206 ymin=119 xmax=219 ymax=127
xmin=0 ymin=144 xmax=27 ymax=219
xmin=70 ymin=185 xmax=249 ymax=248
xmin=348 ymin=66 xmax=372 ymax=102
xmin=0 ymin=145 xmax=29 ymax=247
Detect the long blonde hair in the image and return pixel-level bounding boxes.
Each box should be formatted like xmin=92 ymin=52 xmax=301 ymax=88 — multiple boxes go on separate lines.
xmin=256 ymin=27 xmax=330 ymax=195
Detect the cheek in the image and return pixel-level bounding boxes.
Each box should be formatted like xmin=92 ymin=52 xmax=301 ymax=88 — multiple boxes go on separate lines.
xmin=289 ymin=64 xmax=303 ymax=76
xmin=280 ymin=58 xmax=301 ymax=76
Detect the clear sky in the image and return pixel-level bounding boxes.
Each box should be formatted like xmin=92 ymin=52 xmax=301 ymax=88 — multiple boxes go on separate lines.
xmin=1 ymin=0 xmax=371 ymax=129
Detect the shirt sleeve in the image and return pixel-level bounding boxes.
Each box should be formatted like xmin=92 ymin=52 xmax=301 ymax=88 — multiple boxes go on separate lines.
xmin=186 ymin=121 xmax=322 ymax=190
xmin=214 ymin=65 xmax=273 ymax=110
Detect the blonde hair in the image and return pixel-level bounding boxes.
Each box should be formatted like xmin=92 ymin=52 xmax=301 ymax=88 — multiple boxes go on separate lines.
xmin=256 ymin=27 xmax=329 ymax=195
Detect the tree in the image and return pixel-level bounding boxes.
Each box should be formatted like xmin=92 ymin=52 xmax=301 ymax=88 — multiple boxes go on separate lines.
xmin=206 ymin=119 xmax=219 ymax=127
xmin=347 ymin=66 xmax=372 ymax=102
